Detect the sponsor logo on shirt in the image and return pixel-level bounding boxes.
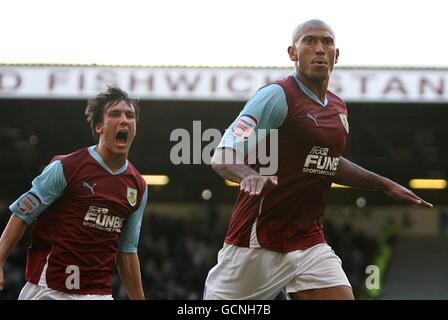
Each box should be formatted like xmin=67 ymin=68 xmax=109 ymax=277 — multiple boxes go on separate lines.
xmin=127 ymin=187 xmax=137 ymax=207
xmin=303 ymin=146 xmax=340 ymax=176
xmin=232 ymin=114 xmax=258 ymax=140
xmin=306 ymin=112 xmax=319 ymax=127
xmin=81 ymin=181 xmax=96 ymax=195
xmin=17 ymin=192 xmax=41 ymax=215
xmin=83 ymin=206 xmax=124 ymax=233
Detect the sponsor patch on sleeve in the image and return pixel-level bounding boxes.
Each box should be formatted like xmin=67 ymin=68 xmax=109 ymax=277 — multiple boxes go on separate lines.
xmin=232 ymin=114 xmax=258 ymax=140
xmin=17 ymin=192 xmax=42 ymax=215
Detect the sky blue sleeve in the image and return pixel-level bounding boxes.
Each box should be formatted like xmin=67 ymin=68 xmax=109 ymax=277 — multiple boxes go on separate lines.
xmin=118 ymin=186 xmax=148 ymax=253
xmin=9 ymin=160 xmax=66 ymax=225
xmin=217 ymin=83 xmax=288 ymax=156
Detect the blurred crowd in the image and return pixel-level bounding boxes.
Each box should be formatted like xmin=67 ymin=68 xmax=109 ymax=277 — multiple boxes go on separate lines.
xmin=0 ymin=204 xmax=377 ymax=300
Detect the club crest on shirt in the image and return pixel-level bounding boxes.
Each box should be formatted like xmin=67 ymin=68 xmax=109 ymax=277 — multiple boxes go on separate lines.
xmin=339 ymin=113 xmax=349 ymax=134
xmin=127 ymin=187 xmax=137 ymax=207
xmin=17 ymin=192 xmax=41 ymax=215
xmin=232 ymin=114 xmax=258 ymax=140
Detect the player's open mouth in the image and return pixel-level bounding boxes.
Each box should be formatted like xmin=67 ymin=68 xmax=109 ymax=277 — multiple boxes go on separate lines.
xmin=116 ymin=130 xmax=128 ymax=144
xmin=311 ymin=59 xmax=328 ymax=65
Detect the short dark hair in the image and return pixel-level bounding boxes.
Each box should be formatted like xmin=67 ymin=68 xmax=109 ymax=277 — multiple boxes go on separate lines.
xmin=85 ymin=86 xmax=139 ymax=141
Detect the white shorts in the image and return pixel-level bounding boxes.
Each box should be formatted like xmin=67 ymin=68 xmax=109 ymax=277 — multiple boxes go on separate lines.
xmin=204 ymin=243 xmax=351 ymax=300
xmin=18 ymin=282 xmax=113 ymax=300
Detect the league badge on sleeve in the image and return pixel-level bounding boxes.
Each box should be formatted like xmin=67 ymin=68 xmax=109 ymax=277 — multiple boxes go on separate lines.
xmin=127 ymin=187 xmax=138 ymax=207
xmin=17 ymin=192 xmax=41 ymax=215
xmin=339 ymin=113 xmax=349 ymax=134
xmin=232 ymin=114 xmax=258 ymax=140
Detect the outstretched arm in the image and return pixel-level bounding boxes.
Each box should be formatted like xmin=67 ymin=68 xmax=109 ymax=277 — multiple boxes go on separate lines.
xmin=334 ymin=157 xmax=433 ymax=208
xmin=0 ymin=215 xmax=28 ymax=290
xmin=116 ymin=252 xmax=145 ymax=300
